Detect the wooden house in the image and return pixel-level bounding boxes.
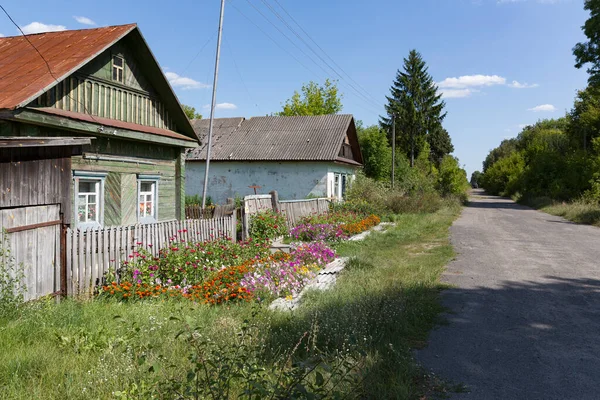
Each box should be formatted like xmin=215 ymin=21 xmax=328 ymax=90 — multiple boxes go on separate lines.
xmin=186 ymin=115 xmax=363 ymax=204
xmin=0 ymin=24 xmax=198 ymax=230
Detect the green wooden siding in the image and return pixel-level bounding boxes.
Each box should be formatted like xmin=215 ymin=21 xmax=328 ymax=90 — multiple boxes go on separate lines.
xmin=1 ymin=121 xmax=184 ymax=226
xmin=29 ymin=41 xmax=176 ymax=131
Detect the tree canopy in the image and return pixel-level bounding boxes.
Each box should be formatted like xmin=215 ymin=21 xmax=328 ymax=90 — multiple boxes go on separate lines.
xmin=277 ymin=79 xmax=343 ymax=116
xmin=380 ymin=50 xmax=448 ymax=167
xmin=182 ymin=104 xmax=202 ymax=120
xmin=574 ymin=0 xmax=600 ymax=87
xmin=356 ymin=122 xmax=392 ymax=181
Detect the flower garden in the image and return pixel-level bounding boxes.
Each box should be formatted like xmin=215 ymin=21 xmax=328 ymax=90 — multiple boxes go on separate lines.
xmin=99 ymin=207 xmax=381 ymax=305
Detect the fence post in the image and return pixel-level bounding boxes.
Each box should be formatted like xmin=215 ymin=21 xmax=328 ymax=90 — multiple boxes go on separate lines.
xmin=270 ymin=190 xmax=280 ymax=213
xmin=242 ymin=200 xmax=249 ymax=241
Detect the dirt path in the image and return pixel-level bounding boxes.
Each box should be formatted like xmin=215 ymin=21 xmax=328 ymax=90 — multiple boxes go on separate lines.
xmin=417 ymin=190 xmax=600 ymax=399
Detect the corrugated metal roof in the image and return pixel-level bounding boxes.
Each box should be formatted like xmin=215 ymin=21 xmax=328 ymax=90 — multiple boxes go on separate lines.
xmin=186 ymin=114 xmax=361 ymax=164
xmin=0 ymin=24 xmax=136 ymax=110
xmin=190 ymin=117 xmax=244 ymax=143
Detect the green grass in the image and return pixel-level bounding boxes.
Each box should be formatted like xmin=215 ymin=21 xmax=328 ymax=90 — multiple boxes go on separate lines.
xmin=0 ymin=207 xmax=460 ymax=399
xmin=521 ymin=196 xmax=600 ymax=227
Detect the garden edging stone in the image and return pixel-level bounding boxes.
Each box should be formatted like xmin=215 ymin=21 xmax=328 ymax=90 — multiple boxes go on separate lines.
xmin=269 ymin=222 xmax=394 ymax=312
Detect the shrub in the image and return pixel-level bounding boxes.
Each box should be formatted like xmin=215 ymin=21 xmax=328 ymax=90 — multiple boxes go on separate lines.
xmin=386 ymin=191 xmax=444 ymax=214
xmin=0 ymin=230 xmax=26 ymax=317
xmin=249 ymin=210 xmax=288 ymax=242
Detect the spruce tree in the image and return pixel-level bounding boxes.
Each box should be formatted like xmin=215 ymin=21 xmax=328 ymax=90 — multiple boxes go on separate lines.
xmin=380 ymin=50 xmax=447 ymax=167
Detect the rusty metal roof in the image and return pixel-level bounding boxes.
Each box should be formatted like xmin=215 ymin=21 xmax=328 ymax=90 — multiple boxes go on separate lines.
xmin=186 ymin=114 xmax=363 ymax=165
xmin=0 ymin=24 xmax=136 ymax=110
xmin=35 ymin=107 xmax=196 ymax=143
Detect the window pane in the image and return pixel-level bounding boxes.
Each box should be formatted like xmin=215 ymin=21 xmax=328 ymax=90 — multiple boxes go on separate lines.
xmin=113 ymin=55 xmax=123 ymax=67
xmin=139 ymin=194 xmax=144 ymax=203
xmin=79 ymin=181 xmax=95 ymax=193
xmin=146 ymin=202 xmax=152 ymax=216
xmin=112 ymin=67 xmax=118 ymax=81
xmin=141 ymin=182 xmax=153 ymax=192
xmin=118 ymin=69 xmax=123 ymax=83
xmin=78 ymin=204 xmax=86 ymax=222
xmin=87 ymin=204 xmax=97 ymax=221
xmin=88 ymin=195 xmax=96 ymax=204
xmin=139 ymin=202 xmax=145 ymax=216
xmin=146 ymin=194 xmax=152 ymax=202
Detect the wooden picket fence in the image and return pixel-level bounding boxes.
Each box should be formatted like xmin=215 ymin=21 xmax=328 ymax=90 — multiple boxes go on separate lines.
xmin=65 ymin=215 xmax=236 ymax=296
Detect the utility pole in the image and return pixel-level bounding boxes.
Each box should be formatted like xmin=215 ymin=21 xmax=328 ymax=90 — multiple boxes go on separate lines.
xmin=201 ymin=0 xmax=225 ymax=210
xmin=391 ymin=114 xmax=396 ymax=189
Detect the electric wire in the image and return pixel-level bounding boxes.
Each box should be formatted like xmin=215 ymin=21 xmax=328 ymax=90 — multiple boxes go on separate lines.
xmin=238 ymin=0 xmax=382 ymax=115
xmin=0 ymin=5 xmax=103 ymax=126
xmin=224 ymin=36 xmax=263 ymax=116
xmin=259 ymin=0 xmax=381 ymax=110
xmin=270 ymin=0 xmax=382 ymax=105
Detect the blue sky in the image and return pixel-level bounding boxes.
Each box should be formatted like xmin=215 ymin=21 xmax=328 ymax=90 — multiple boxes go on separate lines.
xmin=0 ymin=0 xmax=590 ymax=175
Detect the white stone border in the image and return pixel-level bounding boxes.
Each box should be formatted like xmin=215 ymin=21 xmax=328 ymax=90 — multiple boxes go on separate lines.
xmin=269 ymin=222 xmax=395 ymax=311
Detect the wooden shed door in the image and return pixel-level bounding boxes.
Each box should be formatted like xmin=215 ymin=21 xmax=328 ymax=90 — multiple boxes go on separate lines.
xmin=0 ymin=205 xmax=61 ymax=301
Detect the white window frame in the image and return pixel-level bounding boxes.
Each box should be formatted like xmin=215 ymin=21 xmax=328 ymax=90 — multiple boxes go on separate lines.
xmin=74 ymin=171 xmax=106 ymax=229
xmin=112 ymin=54 xmax=124 ymax=83
xmin=137 ymin=175 xmax=159 ymax=224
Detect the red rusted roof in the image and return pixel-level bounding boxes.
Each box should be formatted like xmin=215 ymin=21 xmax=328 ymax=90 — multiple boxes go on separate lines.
xmin=34 ymin=107 xmax=196 ymax=143
xmin=0 ymin=24 xmax=136 ymax=110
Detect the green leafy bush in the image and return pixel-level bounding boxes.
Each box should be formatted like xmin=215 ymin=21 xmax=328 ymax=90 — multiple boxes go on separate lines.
xmin=0 ymin=230 xmax=26 ymax=317
xmin=249 ymin=210 xmax=288 ymax=242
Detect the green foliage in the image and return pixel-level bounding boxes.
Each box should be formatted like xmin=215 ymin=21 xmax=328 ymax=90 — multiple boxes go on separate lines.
xmin=185 ymin=195 xmax=212 ymax=206
xmin=182 ymin=104 xmax=202 ymax=120
xmin=436 ymin=156 xmax=470 ymax=198
xmin=380 ymin=49 xmax=447 ymax=166
xmin=428 ymin=128 xmax=455 ymax=167
xmin=356 ymin=122 xmax=392 ymax=180
xmin=481 ymin=151 xmax=525 ymax=196
xmin=470 ymin=170 xmax=483 ymax=188
xmin=249 ymin=210 xmax=288 ymax=242
xmin=481 ymin=116 xmax=600 ymax=201
xmin=277 ymin=79 xmax=343 ymax=116
xmin=0 ymin=230 xmax=26 ymax=317
xmin=568 ymin=87 xmax=600 ymax=151
xmin=573 ymin=0 xmax=600 ymax=87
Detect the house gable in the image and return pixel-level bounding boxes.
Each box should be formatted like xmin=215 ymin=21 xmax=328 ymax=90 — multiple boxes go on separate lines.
xmin=336 ymin=117 xmax=363 ymax=165
xmin=26 ymin=29 xmax=188 ymax=137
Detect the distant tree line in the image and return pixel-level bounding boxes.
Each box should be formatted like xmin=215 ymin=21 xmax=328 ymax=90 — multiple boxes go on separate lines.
xmin=479 ymin=0 xmax=600 ymax=203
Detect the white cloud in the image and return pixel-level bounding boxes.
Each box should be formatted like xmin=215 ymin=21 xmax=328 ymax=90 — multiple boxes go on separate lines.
xmin=20 ymin=22 xmax=67 ymax=35
xmin=438 ymin=74 xmax=506 ymax=89
xmin=0 ymin=33 xmax=4 ymax=37
xmin=73 ymin=16 xmax=96 ymax=26
xmin=528 ymin=104 xmax=556 ymax=112
xmin=440 ymin=88 xmax=477 ymax=98
xmin=518 ymin=124 xmax=529 ymax=129
xmin=508 ymin=80 xmax=539 ymax=89
xmin=165 ymin=72 xmax=210 ymax=90
xmin=203 ymin=103 xmax=238 ymax=110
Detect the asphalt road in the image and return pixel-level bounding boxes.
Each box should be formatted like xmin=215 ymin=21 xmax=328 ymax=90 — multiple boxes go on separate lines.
xmin=416 ymin=190 xmax=600 ymax=400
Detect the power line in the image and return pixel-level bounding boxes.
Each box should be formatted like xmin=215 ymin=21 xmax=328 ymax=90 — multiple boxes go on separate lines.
xmin=241 ymin=0 xmax=382 ymax=115
xmin=270 ymin=0 xmax=381 ymax=106
xmin=224 ymin=36 xmax=263 ymax=116
xmin=0 ymin=5 xmax=103 ymax=126
xmin=227 ymin=0 xmax=324 ymax=81
xmin=180 ymin=32 xmax=218 ymax=75
xmin=259 ymin=0 xmax=381 ymax=110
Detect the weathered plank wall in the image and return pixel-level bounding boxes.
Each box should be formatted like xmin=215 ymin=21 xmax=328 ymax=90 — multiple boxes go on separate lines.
xmin=66 ymin=215 xmax=236 ymax=296
xmin=242 ymin=194 xmax=331 ymax=234
xmin=280 ymin=198 xmax=331 ymax=229
xmin=0 ymin=146 xmax=73 ymax=218
xmin=0 ymin=205 xmax=61 ymax=301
